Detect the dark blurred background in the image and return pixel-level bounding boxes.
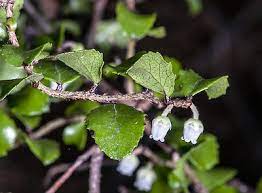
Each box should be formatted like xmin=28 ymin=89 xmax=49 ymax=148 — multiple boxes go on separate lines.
xmin=0 ymin=0 xmax=262 ymax=192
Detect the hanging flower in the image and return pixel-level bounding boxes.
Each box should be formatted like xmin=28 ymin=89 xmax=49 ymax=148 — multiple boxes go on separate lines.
xmin=116 ymin=154 xmax=139 ymax=176
xmin=134 ymin=164 xmax=157 ymax=192
xmin=181 ymin=103 xmax=204 ymax=144
xmin=150 ymin=115 xmax=172 ymax=142
xmin=181 ymin=118 xmax=204 ymax=144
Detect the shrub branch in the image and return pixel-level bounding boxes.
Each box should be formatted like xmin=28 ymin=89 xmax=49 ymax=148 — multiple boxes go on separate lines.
xmin=46 ymin=146 xmax=98 ymax=193
xmin=34 ymin=82 xmax=192 ymax=108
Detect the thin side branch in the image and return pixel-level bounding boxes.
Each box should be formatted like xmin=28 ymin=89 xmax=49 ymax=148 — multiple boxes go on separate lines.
xmin=44 ymin=163 xmax=90 ymax=187
xmin=30 ymin=115 xmax=85 ymax=139
xmin=46 ymin=146 xmax=98 ymax=193
xmin=134 ymin=146 xmax=175 ymax=168
xmin=35 ymin=82 xmax=192 ymax=109
xmin=86 ymin=0 xmax=108 ymax=47
xmin=88 ymin=148 xmax=104 ymax=193
xmin=126 ymin=39 xmax=136 ymax=59
xmin=24 ymin=0 xmax=52 ymax=33
xmin=184 ymin=164 xmax=209 ymax=193
xmin=2 ymin=0 xmax=19 ymax=46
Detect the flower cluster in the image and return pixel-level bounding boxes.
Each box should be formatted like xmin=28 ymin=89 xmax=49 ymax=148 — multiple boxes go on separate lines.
xmin=150 ymin=103 xmax=204 ymax=145
xmin=116 ymin=103 xmax=204 ymax=192
xmin=117 ymin=156 xmax=156 ymax=191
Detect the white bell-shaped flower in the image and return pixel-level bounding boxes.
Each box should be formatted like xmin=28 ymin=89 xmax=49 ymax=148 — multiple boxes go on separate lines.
xmin=134 ymin=164 xmax=157 ymax=192
xmin=150 ymin=116 xmax=172 ymax=142
xmin=117 ymin=154 xmax=139 ymax=176
xmin=182 ymin=118 xmax=204 ymax=144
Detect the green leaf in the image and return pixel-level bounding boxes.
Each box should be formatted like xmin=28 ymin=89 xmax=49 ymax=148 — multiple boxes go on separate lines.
xmin=0 ymin=45 xmax=26 ymax=80
xmin=65 ymin=100 xmax=100 ymax=116
xmin=87 ymin=104 xmax=144 ymax=160
xmin=127 ymin=52 xmax=176 ymax=96
xmin=0 ymin=62 xmax=26 ymax=80
xmin=63 ymin=122 xmax=87 ymax=150
xmin=112 ymin=51 xmax=147 ymax=77
xmin=166 ymin=116 xmax=190 ymax=149
xmin=25 ymin=138 xmax=60 ymax=165
xmin=15 ymin=114 xmax=42 ymax=130
xmin=0 ymin=45 xmax=24 ymax=67
xmin=0 ymin=109 xmax=17 ymax=157
xmin=12 ymin=0 xmax=24 ymax=20
xmin=24 ymin=42 xmax=52 ymax=64
xmin=191 ymin=76 xmax=228 ymax=97
xmin=168 ymin=158 xmax=189 ymax=192
xmin=116 ymin=2 xmax=156 ymax=39
xmin=95 ymin=20 xmax=129 ymax=48
xmin=174 ymin=69 xmax=229 ymax=99
xmin=187 ymin=135 xmax=219 ymax=171
xmin=205 ymin=76 xmax=229 ymax=99
xmin=8 ymin=86 xmax=49 ymax=116
xmin=186 ymin=0 xmax=203 ymax=16
xmin=65 ymin=77 xmax=84 ymax=91
xmin=147 ymin=26 xmax=166 ymax=39
xmin=211 ymin=185 xmax=238 ymax=193
xmin=151 ymin=178 xmax=174 ymax=193
xmin=174 ymin=69 xmax=203 ymax=97
xmin=256 ymin=178 xmax=262 ymax=193
xmin=0 ymin=23 xmax=7 ymax=40
xmin=164 ymin=56 xmax=182 ymax=75
xmin=56 ymin=49 xmax=104 ymax=84
xmin=0 ymin=74 xmax=43 ymax=101
xmin=195 ymin=168 xmax=237 ymax=191
xmin=34 ymin=60 xmax=80 ymax=84
xmin=0 ymin=79 xmax=24 ymax=100
xmin=0 ymin=0 xmax=24 ymax=22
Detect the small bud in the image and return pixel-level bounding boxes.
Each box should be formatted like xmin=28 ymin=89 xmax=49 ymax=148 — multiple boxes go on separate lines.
xmin=50 ymin=82 xmax=68 ymax=91
xmin=134 ymin=164 xmax=157 ymax=192
xmin=6 ymin=18 xmax=17 ymax=31
xmin=182 ymin=118 xmax=204 ymax=144
xmin=150 ymin=116 xmax=172 ymax=142
xmin=117 ymin=154 xmax=139 ymax=176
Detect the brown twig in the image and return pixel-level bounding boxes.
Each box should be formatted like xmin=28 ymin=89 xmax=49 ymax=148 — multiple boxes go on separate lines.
xmin=86 ymin=0 xmax=108 ymax=48
xmin=35 ymin=82 xmax=192 ymax=109
xmin=46 ymin=146 xmax=98 ymax=193
xmin=44 ymin=163 xmax=90 ymax=187
xmin=2 ymin=0 xmax=19 ymax=46
xmin=89 ymin=148 xmax=104 ymax=193
xmin=30 ymin=115 xmax=85 ymax=139
xmin=184 ymin=164 xmax=209 ymax=193
xmin=134 ymin=146 xmax=175 ymax=168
